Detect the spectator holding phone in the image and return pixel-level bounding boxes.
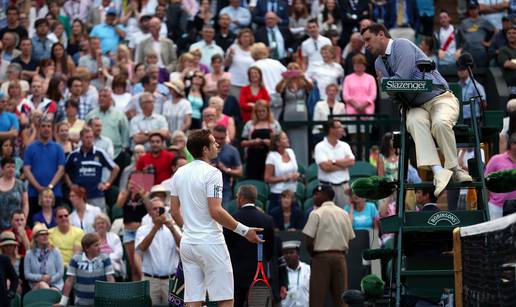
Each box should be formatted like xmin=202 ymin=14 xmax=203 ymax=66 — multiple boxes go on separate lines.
xmin=135 ymin=198 xmax=181 ymax=305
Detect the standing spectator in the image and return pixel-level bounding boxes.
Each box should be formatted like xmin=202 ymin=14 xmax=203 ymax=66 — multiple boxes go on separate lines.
xmin=89 ymin=8 xmax=126 ymax=55
xmin=88 ymin=117 xmax=114 ymax=159
xmin=136 ymin=132 xmax=175 ymax=184
xmin=205 ymin=55 xmax=232 ymax=97
xmin=435 ymin=10 xmax=458 ymax=67
xmin=216 ymin=78 xmax=242 ymax=128
xmin=85 ymin=88 xmax=130 ymax=170
xmin=250 ymin=43 xmax=287 ymax=119
xmin=68 ymin=186 xmax=102 ymax=234
xmin=497 ymin=25 xmax=516 ymax=93
xmin=56 ymin=233 xmax=115 ymax=307
xmin=0 ymin=93 xmax=18 ymax=141
xmin=31 ymin=19 xmax=53 ymax=62
xmin=342 ymin=32 xmax=375 ymax=76
xmin=478 ymin=0 xmax=509 ymax=29
xmin=255 ymin=12 xmax=296 ymax=64
xmin=169 ymin=129 xmax=262 ymax=306
xmin=23 ymin=223 xmax=64 ymax=291
xmin=189 ymin=26 xmax=225 ymax=71
xmin=136 ymin=17 xmax=177 ymax=73
xmin=23 ymin=118 xmax=65 ymax=220
xmin=384 ymin=0 xmax=418 ymax=42
xmin=12 ymin=38 xmax=38 ymax=82
xmin=0 ymin=6 xmax=28 ymax=45
xmin=5 ymin=210 xmax=31 ymax=257
xmin=489 ymin=16 xmax=511 ymax=60
xmin=264 ymin=132 xmax=300 ymax=211
xmin=457 ymin=61 xmax=486 ymax=123
xmin=270 ymin=189 xmax=306 ymax=231
xmin=163 ymin=80 xmax=192 ymax=133
xmin=136 ymin=198 xmax=181 ymax=305
xmin=129 ymin=92 xmax=169 ymax=147
xmin=281 ymin=240 xmax=310 ymax=307
xmin=0 ymin=138 xmax=22 ymax=177
xmin=344 ymin=189 xmax=379 ymax=230
xmin=307 ymin=45 xmax=344 ymax=100
xmin=209 ymin=97 xmax=236 ymax=142
xmin=417 ymin=0 xmax=436 ymax=36
xmin=62 ymin=100 xmax=85 ymax=143
xmin=457 ymin=1 xmax=495 ymax=67
xmin=226 ymin=29 xmax=255 ymax=100
xmin=314 ymin=119 xmax=355 ymax=207
xmin=220 ymin=0 xmax=252 ymax=34
xmin=223 ymin=185 xmax=275 ymax=307
xmin=213 ymin=125 xmax=243 ymax=204
xmin=51 ymin=42 xmax=75 ymax=80
xmin=252 ymin=0 xmax=289 ymax=27
xmin=0 ymin=242 xmax=18 ymax=307
xmin=241 ymin=100 xmax=282 ymax=180
xmin=377 ymin=132 xmax=399 ymax=182
xmin=289 ymin=0 xmax=310 ymax=41
xmin=63 ymin=0 xmax=90 ymax=23
xmin=64 ymin=127 xmax=119 ymax=211
xmin=94 ymin=214 xmax=125 ymax=279
xmin=78 ymin=37 xmax=111 ymax=89
xmin=1 ymin=32 xmax=21 ymax=62
xmin=302 ymin=184 xmax=355 ymax=307
xmin=484 ymin=133 xmax=516 ymax=220
xmin=340 ymin=0 xmax=371 ymax=45
xmin=215 ymin=14 xmax=237 ymax=53
xmin=22 ymin=79 xmax=58 ymax=120
xmin=317 ymin=0 xmax=342 ymax=34
xmin=240 ymin=66 xmax=270 ymax=122
xmin=32 ymin=188 xmax=57 ymax=229
xmin=301 ymin=19 xmax=332 ymax=71
xmin=312 ymin=84 xmax=346 ymax=136
xmin=48 ymin=206 xmax=84 ymax=267
xmin=185 ymin=71 xmax=207 ymax=130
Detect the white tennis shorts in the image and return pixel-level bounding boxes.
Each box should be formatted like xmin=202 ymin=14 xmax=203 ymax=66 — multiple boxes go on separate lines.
xmin=180 ymin=243 xmax=234 ymax=302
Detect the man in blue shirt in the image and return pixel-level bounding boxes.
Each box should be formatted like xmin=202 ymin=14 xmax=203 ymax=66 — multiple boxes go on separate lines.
xmin=89 ymin=8 xmax=126 ymax=55
xmin=65 ymin=127 xmax=119 ymax=212
xmin=31 ymin=19 xmax=52 ymax=62
xmin=457 ymin=63 xmax=486 ymax=124
xmin=23 ymin=118 xmax=65 ymax=220
xmin=362 ymin=23 xmax=472 ymax=198
xmin=212 ymin=125 xmax=243 ymax=204
xmin=0 ymin=93 xmax=18 ymax=140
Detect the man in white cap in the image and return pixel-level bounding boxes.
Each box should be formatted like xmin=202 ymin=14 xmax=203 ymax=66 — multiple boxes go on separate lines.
xmin=281 ymin=240 xmax=310 ymax=307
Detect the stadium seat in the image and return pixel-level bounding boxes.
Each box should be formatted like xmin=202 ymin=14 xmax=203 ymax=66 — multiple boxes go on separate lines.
xmin=233 ymin=180 xmax=269 ymax=203
xmin=94 ymin=280 xmax=151 ymax=307
xmin=111 ymin=205 xmax=123 ymax=220
xmin=303 ymin=198 xmax=314 ymax=214
xmin=305 ymin=179 xmax=319 ymax=199
xmin=349 ymin=161 xmax=376 ymax=179
xmin=23 ymin=289 xmax=61 ymax=306
xmin=10 ymin=293 xmax=20 ymax=307
xmin=296 ymin=182 xmax=306 ymax=203
xmin=305 ymin=163 xmax=318 ymax=183
xmin=298 ymin=164 xmax=306 ymax=175
xmin=224 ymin=200 xmax=238 ymax=214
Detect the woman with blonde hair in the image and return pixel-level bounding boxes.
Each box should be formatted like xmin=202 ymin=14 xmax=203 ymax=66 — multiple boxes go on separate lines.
xmin=306 ymin=44 xmax=344 ymax=99
xmin=240 ymin=100 xmax=282 ymax=180
xmin=32 ymin=189 xmax=57 ymax=228
xmin=94 ymin=213 xmax=125 ymax=279
xmin=208 ymin=96 xmax=236 ymax=141
xmin=169 ymin=52 xmax=196 ymax=83
xmin=226 ymin=28 xmax=255 ymax=98
xmin=115 ymin=44 xmax=134 ymax=81
xmin=190 ymin=48 xmax=210 ymax=73
xmin=24 ymin=223 xmax=64 ymax=290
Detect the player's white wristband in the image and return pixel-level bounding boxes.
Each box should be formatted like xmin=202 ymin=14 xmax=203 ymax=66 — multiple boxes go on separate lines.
xmin=59 ymin=296 xmax=69 ymax=306
xmin=233 ymin=222 xmax=250 ymax=237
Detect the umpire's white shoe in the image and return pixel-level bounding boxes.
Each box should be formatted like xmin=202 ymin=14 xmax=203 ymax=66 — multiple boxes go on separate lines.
xmin=433 ymin=169 xmax=453 ymax=198
xmin=451 ymin=167 xmax=473 ymax=183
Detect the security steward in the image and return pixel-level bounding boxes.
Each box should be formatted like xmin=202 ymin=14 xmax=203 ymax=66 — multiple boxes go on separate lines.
xmin=361 ymin=23 xmax=472 ymax=198
xmin=302 ymin=184 xmax=355 ymax=307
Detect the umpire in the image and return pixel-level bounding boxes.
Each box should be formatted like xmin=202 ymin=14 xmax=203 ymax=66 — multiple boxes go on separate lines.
xmin=361 ymin=23 xmax=472 ymax=198
xmin=302 ymin=184 xmax=355 ymax=307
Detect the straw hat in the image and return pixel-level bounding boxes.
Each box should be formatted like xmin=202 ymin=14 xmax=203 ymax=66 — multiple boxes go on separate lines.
xmin=32 ymin=223 xmax=49 ymax=239
xmin=0 ymin=231 xmax=18 ymax=246
xmin=164 ymin=80 xmax=185 ymax=97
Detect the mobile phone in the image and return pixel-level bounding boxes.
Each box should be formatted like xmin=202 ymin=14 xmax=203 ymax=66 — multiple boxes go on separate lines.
xmin=158 ymin=207 xmax=165 ymax=216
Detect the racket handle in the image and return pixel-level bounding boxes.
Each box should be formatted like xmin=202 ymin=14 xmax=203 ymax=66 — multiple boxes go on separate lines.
xmin=257 ymin=234 xmax=263 ymax=261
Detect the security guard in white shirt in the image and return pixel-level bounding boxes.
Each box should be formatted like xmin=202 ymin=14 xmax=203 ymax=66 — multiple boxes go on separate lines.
xmin=281 ymin=240 xmax=310 ymax=307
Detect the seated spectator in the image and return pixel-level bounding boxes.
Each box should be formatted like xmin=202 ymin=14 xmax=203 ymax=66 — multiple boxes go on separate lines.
xmin=212 ymin=125 xmax=243 ymax=204
xmin=136 ymin=17 xmax=177 ymax=73
xmin=62 ymin=99 xmax=85 ymax=143
xmin=88 ymin=117 xmax=115 ymax=159
xmin=131 ymin=65 xmax=170 ymax=99
xmin=240 ymin=100 xmax=282 ymax=180
xmin=204 ymin=55 xmax=231 ymax=96
xmin=0 ymin=250 xmax=18 ymax=306
xmin=0 ymin=157 xmax=28 ymax=230
xmin=497 ymin=25 xmax=516 ymax=94
xmin=163 ymin=80 xmax=192 ymax=133
xmin=264 ymin=132 xmax=300 ymax=211
xmin=414 ymin=188 xmax=439 ymax=212
xmin=0 ymin=138 xmax=23 ymax=178
xmin=169 ymin=131 xmax=194 ymax=162
xmin=68 ymin=186 xmax=102 ymax=234
xmin=220 ymin=0 xmax=252 ymax=34
xmin=51 ymin=42 xmax=76 ymax=81
xmin=168 ymin=53 xmax=196 ymax=84
xmin=24 ymin=223 xmax=64 ymax=291
xmin=488 ymin=15 xmax=511 ymax=60
xmin=56 ymin=233 xmax=115 ymax=307
xmin=202 ymin=107 xmax=218 ymax=131
xmin=5 ymin=209 xmax=31 ymax=257
xmin=32 ymin=188 xmax=57 ymax=229
xmin=252 ymin=0 xmax=289 ymax=27
xmin=240 ymin=66 xmax=270 ymax=123
xmin=457 ymin=2 xmax=495 ymax=68
xmin=48 ymin=206 xmax=84 ymax=267
xmin=307 ymin=45 xmax=344 ymax=100
xmin=270 ymin=190 xmax=306 ymax=231
xmin=344 ymin=189 xmax=379 ymax=230
xmin=457 ymin=62 xmax=486 ymax=124
xmin=377 ymin=133 xmax=399 ymax=182
xmin=255 ymin=12 xmax=296 ymax=64
xmin=94 ymin=213 xmax=124 ymax=279
xmin=136 ymin=132 xmax=175 ymax=185
xmin=209 ymin=96 xmax=236 ymax=142
xmin=312 ymin=83 xmax=346 ymax=135
xmin=65 ymin=127 xmax=119 ymax=212
xmin=111 ymin=75 xmax=132 ymax=113
xmin=0 ymin=231 xmax=22 ymax=282
xmin=21 ymin=79 xmax=58 ymax=121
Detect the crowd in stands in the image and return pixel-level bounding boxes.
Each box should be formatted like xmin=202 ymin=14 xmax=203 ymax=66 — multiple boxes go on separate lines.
xmin=0 ymin=0 xmax=515 ymax=306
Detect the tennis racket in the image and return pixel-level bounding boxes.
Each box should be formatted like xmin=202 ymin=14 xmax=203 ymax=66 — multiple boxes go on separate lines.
xmin=246 ymin=235 xmax=273 ymax=307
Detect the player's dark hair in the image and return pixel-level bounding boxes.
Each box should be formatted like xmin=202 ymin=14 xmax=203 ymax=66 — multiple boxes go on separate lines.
xmin=361 ymin=23 xmax=391 ymax=38
xmin=187 ymin=129 xmax=212 ymax=159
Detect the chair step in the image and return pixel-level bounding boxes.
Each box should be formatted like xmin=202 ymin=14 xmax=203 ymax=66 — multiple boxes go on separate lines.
xmin=400 ymin=269 xmax=454 ymax=277
xmin=404 ymin=181 xmax=483 ymax=190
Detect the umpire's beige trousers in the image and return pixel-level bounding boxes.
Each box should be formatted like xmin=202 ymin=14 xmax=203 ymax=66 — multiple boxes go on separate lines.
xmin=406 ymin=91 xmax=459 ymax=170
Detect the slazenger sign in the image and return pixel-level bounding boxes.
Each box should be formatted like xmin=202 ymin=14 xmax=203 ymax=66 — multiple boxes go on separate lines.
xmin=427 ymin=212 xmax=460 ymax=226
xmin=381 ymin=79 xmax=432 ymax=92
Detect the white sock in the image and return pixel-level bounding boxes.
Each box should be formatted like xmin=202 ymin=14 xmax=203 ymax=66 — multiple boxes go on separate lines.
xmin=432 ymin=165 xmax=443 ymax=175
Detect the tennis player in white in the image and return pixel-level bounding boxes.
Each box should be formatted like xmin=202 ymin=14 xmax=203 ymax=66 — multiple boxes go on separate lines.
xmin=170 ymin=129 xmax=263 ymax=307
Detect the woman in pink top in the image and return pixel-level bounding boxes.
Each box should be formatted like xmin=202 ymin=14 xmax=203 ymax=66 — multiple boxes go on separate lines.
xmin=343 ymin=54 xmax=377 ymax=153
xmin=204 ymin=54 xmax=231 ymax=96
xmin=209 ymin=96 xmax=236 ymax=142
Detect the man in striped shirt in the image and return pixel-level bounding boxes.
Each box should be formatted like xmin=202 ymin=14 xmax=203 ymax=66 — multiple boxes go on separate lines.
xmin=56 ymin=233 xmax=115 ymax=306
